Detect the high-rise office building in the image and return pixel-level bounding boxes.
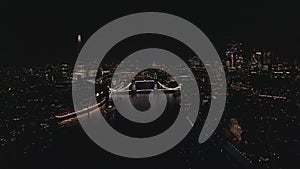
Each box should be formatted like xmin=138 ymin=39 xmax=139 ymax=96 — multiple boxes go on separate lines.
xmin=225 ymin=41 xmax=244 ymax=70
xmin=250 ymin=49 xmax=272 ymax=74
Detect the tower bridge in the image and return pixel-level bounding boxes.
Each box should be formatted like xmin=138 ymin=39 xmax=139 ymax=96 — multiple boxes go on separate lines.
xmin=109 ymin=79 xmax=181 ymax=93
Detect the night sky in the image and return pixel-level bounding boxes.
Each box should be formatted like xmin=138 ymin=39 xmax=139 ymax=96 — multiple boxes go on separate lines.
xmin=2 ymin=1 xmax=300 ymax=65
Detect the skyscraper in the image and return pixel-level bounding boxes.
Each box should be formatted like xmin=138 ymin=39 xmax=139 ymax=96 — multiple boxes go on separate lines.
xmin=77 ymin=34 xmax=82 ymax=54
xmin=225 ymin=41 xmax=244 ymax=70
xmin=250 ymin=49 xmax=272 ymax=74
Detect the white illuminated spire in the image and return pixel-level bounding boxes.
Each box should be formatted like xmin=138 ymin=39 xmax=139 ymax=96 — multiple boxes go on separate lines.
xmin=77 ymin=34 xmax=81 ymax=44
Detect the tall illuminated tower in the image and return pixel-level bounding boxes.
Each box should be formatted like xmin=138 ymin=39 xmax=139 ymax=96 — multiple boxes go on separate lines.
xmin=225 ymin=41 xmax=244 ymax=70
xmin=77 ymin=34 xmax=82 ymax=54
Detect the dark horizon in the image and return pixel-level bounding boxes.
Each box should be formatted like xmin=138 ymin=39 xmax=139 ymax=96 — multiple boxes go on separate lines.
xmin=2 ymin=1 xmax=300 ymax=65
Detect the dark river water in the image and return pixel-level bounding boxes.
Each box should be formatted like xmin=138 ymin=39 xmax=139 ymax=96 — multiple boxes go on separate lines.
xmin=2 ymin=93 xmax=238 ymax=169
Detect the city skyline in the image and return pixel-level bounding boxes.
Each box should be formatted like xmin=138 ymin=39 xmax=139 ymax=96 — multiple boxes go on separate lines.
xmin=1 ymin=2 xmax=299 ymax=169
